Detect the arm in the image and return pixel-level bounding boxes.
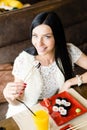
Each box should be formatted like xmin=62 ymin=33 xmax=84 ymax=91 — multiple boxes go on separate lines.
xmin=3 ymin=51 xmax=32 ymax=104
xmin=59 ymin=53 xmax=87 ymax=92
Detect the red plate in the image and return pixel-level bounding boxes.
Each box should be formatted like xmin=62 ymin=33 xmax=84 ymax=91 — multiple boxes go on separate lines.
xmin=40 ymin=91 xmax=87 ymax=126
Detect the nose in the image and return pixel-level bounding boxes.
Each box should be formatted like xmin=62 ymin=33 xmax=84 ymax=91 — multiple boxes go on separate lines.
xmin=37 ymin=37 xmax=43 ymax=46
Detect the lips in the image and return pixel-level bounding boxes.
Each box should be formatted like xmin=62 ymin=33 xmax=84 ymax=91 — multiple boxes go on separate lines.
xmin=37 ymin=47 xmax=47 ymax=53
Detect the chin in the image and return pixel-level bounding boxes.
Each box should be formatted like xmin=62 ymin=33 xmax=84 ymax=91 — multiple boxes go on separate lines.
xmin=37 ymin=50 xmax=45 ymax=54
xmin=38 ymin=52 xmax=46 ymax=56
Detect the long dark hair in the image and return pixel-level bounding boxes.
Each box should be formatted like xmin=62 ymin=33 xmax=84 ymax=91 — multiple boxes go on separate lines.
xmin=29 ymin=11 xmax=74 ymax=80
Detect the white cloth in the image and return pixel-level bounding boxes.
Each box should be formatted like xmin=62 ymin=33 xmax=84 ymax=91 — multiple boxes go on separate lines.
xmin=67 ymin=43 xmax=82 ymax=63
xmin=6 ymin=43 xmax=82 ymax=118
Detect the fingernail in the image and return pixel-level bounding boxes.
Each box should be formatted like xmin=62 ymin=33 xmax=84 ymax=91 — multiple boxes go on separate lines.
xmin=24 ymin=83 xmax=27 ymax=85
xmin=24 ymin=83 xmax=27 ymax=88
xmin=19 ymin=92 xmax=23 ymax=95
xmin=23 ymin=85 xmax=26 ymax=88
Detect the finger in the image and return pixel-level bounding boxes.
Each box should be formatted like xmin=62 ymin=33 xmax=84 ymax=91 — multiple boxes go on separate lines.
xmin=15 ymin=82 xmax=27 ymax=88
xmin=14 ymin=82 xmax=27 ymax=92
xmin=8 ymin=82 xmax=26 ymax=94
xmin=9 ymin=93 xmax=20 ymax=101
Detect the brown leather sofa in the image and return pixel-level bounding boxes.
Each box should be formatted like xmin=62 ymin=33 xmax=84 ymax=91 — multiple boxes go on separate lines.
xmin=0 ymin=0 xmax=87 ymax=121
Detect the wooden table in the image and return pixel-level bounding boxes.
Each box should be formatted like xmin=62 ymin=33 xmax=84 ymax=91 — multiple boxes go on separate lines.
xmin=0 ymin=117 xmax=19 ymax=130
xmin=74 ymin=84 xmax=87 ymax=99
xmin=0 ymin=85 xmax=87 ymax=130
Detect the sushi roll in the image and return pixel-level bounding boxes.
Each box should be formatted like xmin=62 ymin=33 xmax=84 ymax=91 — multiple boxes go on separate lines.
xmin=64 ymin=101 xmax=71 ymax=107
xmin=55 ymin=97 xmax=62 ymax=105
xmin=58 ymin=105 xmax=65 ymax=113
xmin=61 ymin=98 xmax=71 ymax=109
xmin=57 ymin=105 xmax=68 ymax=116
xmin=61 ymin=98 xmax=68 ymax=105
xmin=52 ymin=104 xmax=59 ymax=112
xmin=60 ymin=108 xmax=68 ymax=116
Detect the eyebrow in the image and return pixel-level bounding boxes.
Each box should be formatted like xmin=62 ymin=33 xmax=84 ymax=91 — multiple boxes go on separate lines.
xmin=32 ymin=32 xmax=53 ymax=35
xmin=44 ymin=33 xmax=53 ymax=35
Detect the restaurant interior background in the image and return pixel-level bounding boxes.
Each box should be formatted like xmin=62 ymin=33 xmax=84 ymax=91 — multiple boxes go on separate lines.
xmin=0 ymin=0 xmax=87 ymax=121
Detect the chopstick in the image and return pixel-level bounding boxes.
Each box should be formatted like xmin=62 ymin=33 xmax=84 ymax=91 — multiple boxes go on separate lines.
xmin=16 ymin=99 xmax=36 ymax=117
xmin=24 ymin=62 xmax=40 ymax=82
xmin=66 ymin=120 xmax=87 ymax=130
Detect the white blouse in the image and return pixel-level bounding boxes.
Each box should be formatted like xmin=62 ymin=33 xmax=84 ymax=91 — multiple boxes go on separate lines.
xmin=12 ymin=43 xmax=82 ymax=99
xmin=39 ymin=61 xmax=62 ymax=99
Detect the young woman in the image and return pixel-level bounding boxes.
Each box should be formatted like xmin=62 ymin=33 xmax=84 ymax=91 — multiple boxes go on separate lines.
xmin=3 ymin=11 xmax=87 ymax=118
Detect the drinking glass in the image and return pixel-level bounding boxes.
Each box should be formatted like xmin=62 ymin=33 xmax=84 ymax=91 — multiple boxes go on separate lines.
xmin=33 ymin=110 xmax=50 ymax=130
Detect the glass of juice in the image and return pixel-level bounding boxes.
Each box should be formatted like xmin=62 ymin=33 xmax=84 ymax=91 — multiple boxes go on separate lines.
xmin=33 ymin=110 xmax=50 ymax=130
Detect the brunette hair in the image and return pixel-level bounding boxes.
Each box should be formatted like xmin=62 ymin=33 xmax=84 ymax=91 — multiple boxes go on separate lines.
xmin=30 ymin=11 xmax=74 ymax=80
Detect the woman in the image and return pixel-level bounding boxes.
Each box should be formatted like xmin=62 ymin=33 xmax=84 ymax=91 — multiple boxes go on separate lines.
xmin=3 ymin=11 xmax=87 ymax=118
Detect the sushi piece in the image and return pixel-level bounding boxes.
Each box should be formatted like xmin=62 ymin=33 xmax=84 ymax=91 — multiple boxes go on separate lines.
xmin=52 ymin=104 xmax=59 ymax=112
xmin=61 ymin=98 xmax=68 ymax=105
xmin=55 ymin=97 xmax=62 ymax=105
xmin=58 ymin=105 xmax=65 ymax=113
xmin=64 ymin=101 xmax=71 ymax=107
xmin=58 ymin=105 xmax=68 ymax=116
xmin=60 ymin=107 xmax=68 ymax=116
xmin=61 ymin=98 xmax=71 ymax=109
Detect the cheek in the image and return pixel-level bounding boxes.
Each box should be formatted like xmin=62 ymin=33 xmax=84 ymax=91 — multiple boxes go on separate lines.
xmin=32 ymin=38 xmax=36 ymax=46
xmin=52 ymin=39 xmax=55 ymax=47
xmin=48 ymin=40 xmax=55 ymax=48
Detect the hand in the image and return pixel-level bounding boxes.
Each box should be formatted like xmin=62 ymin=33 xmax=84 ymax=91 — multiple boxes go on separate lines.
xmin=3 ymin=82 xmax=27 ymax=103
xmin=59 ymin=80 xmax=71 ymax=93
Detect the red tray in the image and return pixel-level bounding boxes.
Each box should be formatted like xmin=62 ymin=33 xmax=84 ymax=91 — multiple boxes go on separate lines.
xmin=40 ymin=91 xmax=87 ymax=126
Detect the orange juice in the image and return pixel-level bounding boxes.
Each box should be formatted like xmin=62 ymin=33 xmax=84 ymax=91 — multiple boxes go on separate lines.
xmin=33 ymin=110 xmax=49 ymax=130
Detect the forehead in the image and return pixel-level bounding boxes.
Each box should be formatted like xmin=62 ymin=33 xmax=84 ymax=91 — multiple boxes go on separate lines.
xmin=32 ymin=24 xmax=52 ymax=34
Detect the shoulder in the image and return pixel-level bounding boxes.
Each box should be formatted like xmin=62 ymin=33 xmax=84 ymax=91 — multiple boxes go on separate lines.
xmin=67 ymin=43 xmax=80 ymax=49
xmin=67 ymin=43 xmax=83 ymax=63
xmin=67 ymin=43 xmax=82 ymax=54
xmin=15 ymin=51 xmax=35 ymax=64
xmin=12 ymin=51 xmax=35 ymax=79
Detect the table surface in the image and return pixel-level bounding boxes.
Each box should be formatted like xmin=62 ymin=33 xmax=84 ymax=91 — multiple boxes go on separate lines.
xmin=0 ymin=84 xmax=87 ymax=130
xmin=74 ymin=84 xmax=87 ymax=99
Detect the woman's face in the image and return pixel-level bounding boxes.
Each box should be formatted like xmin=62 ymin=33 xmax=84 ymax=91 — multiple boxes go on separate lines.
xmin=32 ymin=24 xmax=55 ymax=56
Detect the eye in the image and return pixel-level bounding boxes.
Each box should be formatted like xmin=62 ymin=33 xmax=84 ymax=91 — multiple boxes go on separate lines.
xmin=32 ymin=34 xmax=37 ymax=38
xmin=45 ymin=35 xmax=52 ymax=39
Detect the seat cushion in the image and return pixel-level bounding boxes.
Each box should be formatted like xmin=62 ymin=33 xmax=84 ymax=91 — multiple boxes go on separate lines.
xmin=0 ymin=63 xmax=13 ymax=103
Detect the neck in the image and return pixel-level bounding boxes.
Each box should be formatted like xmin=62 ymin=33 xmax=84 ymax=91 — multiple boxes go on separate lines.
xmin=35 ymin=54 xmax=55 ymax=66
